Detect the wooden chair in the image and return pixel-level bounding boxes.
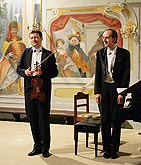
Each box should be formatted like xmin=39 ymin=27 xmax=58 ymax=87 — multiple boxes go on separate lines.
xmin=74 ymin=92 xmax=101 ymax=157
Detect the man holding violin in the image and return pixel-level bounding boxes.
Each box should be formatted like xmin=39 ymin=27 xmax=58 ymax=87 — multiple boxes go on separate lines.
xmin=16 ymin=30 xmax=58 ymax=158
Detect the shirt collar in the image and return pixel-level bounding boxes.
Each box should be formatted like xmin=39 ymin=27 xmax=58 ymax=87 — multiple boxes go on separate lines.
xmin=107 ymin=46 xmax=117 ymax=55
xmin=32 ymin=47 xmax=42 ymax=53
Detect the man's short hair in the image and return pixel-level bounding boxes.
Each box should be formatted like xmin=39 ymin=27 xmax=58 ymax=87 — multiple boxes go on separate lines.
xmin=29 ymin=30 xmax=42 ymax=38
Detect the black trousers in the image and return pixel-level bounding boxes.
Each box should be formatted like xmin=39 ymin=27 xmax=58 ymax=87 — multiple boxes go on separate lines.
xmin=100 ymin=82 xmax=122 ymax=153
xmin=26 ymin=94 xmax=51 ymax=152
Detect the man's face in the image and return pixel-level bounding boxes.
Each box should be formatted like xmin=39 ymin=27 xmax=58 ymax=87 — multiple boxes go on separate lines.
xmin=29 ymin=32 xmax=42 ymax=49
xmin=102 ymin=30 xmax=115 ymax=49
xmin=11 ymin=28 xmax=18 ymax=37
xmin=70 ymin=37 xmax=79 ymax=46
xmin=57 ymin=40 xmax=64 ymax=47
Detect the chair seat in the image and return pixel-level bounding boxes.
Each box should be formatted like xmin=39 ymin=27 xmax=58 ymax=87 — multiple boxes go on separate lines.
xmin=78 ymin=113 xmax=100 ymax=118
xmin=75 ymin=118 xmax=101 ymax=133
xmin=78 ymin=113 xmax=95 ymax=118
xmin=91 ymin=113 xmax=101 ymax=119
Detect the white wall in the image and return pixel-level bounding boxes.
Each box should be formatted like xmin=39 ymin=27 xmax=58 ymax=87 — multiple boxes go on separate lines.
xmin=1 ymin=0 xmax=141 ymax=116
xmin=25 ymin=0 xmax=141 ymax=112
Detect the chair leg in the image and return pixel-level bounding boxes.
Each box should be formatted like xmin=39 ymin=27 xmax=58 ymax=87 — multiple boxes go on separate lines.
xmin=86 ymin=132 xmax=88 ymax=147
xmin=75 ymin=132 xmax=78 ymax=155
xmin=94 ymin=133 xmax=98 ymax=157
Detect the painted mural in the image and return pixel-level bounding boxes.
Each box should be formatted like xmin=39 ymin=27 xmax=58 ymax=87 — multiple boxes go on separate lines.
xmin=48 ymin=11 xmax=123 ymax=79
xmin=0 ymin=1 xmax=139 ymax=112
xmin=0 ymin=0 xmax=25 ymax=95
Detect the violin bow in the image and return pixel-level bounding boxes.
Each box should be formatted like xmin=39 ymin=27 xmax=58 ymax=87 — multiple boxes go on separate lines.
xmin=36 ymin=50 xmax=57 ymax=67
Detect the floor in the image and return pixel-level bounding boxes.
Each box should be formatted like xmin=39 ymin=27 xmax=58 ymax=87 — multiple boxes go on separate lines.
xmin=0 ymin=120 xmax=141 ymax=165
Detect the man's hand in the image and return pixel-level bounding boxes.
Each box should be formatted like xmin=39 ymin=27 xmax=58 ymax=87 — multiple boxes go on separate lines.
xmin=81 ymin=86 xmax=86 ymax=92
xmin=25 ymin=66 xmax=42 ymax=77
xmin=117 ymin=95 xmax=124 ymax=104
xmin=95 ymin=94 xmax=102 ymax=104
xmin=25 ymin=67 xmax=34 ymax=76
xmin=33 ymin=68 xmax=42 ymax=76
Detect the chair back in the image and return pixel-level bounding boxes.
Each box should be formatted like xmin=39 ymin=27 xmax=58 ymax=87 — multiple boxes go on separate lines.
xmin=74 ymin=92 xmax=89 ymax=125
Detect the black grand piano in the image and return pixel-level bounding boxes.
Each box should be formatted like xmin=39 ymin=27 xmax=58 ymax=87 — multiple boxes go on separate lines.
xmin=120 ymin=81 xmax=141 ymax=123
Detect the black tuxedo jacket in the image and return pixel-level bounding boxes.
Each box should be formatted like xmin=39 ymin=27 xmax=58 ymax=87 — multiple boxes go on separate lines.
xmin=94 ymin=46 xmax=130 ymax=94
xmin=16 ymin=47 xmax=58 ymax=97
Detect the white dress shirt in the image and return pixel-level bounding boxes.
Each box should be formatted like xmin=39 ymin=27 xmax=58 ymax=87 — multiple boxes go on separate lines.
xmin=104 ymin=46 xmax=117 ymax=83
xmin=31 ymin=47 xmax=42 ymax=76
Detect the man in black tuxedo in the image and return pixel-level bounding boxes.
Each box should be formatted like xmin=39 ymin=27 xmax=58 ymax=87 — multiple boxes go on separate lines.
xmin=16 ymin=30 xmax=58 ymax=158
xmin=94 ymin=29 xmax=130 ymax=159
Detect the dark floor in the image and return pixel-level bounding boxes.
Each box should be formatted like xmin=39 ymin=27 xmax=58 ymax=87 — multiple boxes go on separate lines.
xmin=0 ymin=113 xmax=74 ymax=124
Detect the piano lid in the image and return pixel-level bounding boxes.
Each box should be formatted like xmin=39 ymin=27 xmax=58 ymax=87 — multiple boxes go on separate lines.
xmin=119 ymin=80 xmax=141 ymax=95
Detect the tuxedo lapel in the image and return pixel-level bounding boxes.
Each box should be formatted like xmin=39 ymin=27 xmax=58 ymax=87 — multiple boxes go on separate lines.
xmin=41 ymin=48 xmax=47 ymax=67
xmin=113 ymin=47 xmax=122 ymax=72
xmin=99 ymin=48 xmax=107 ymax=78
xmin=26 ymin=48 xmax=33 ymax=68
xmin=41 ymin=48 xmax=46 ymax=61
xmin=102 ymin=48 xmax=108 ymax=72
xmin=101 ymin=48 xmax=107 ymax=65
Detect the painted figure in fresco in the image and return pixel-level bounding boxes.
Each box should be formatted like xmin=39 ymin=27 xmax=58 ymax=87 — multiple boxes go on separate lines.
xmin=0 ymin=21 xmax=26 ymax=95
xmin=87 ymin=31 xmax=105 ymax=78
xmin=55 ymin=38 xmax=80 ymax=77
xmin=67 ymin=32 xmax=89 ymax=78
xmin=81 ymin=31 xmax=105 ymax=91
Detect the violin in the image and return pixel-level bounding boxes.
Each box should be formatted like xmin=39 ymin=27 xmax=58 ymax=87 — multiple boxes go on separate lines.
xmin=30 ymin=66 xmax=46 ymax=102
xmin=30 ymin=50 xmax=57 ymax=102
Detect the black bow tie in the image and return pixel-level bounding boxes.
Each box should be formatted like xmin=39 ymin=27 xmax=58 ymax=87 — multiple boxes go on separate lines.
xmin=107 ymin=50 xmax=113 ymax=55
xmin=33 ymin=48 xmax=42 ymax=53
